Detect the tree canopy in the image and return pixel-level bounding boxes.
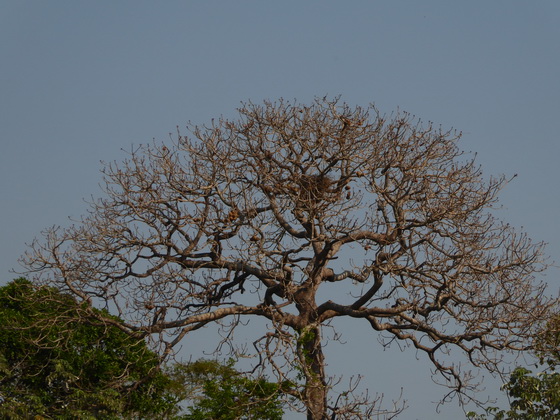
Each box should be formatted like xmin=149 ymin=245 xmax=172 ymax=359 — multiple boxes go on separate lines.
xmin=22 ymin=97 xmax=555 ymax=418
xmin=0 ymin=278 xmax=178 ymax=419
xmin=0 ymin=279 xmax=285 ymax=419
xmin=171 ymin=358 xmax=286 ymax=420
xmin=468 ymin=314 xmax=560 ymax=420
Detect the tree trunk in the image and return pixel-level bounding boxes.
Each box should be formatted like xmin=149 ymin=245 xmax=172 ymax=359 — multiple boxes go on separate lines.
xmin=298 ymin=324 xmax=328 ymax=420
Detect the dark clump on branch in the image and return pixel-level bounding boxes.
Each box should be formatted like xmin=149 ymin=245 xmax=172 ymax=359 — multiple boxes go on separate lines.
xmin=296 ymin=174 xmax=338 ymax=208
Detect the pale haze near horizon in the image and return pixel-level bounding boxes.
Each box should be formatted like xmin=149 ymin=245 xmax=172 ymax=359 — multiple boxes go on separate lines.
xmin=1 ymin=2 xmax=559 ymax=419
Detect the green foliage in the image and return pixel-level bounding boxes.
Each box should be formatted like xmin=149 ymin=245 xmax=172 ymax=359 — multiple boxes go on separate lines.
xmin=467 ymin=314 xmax=560 ymax=420
xmin=0 ymin=278 xmax=179 ymax=419
xmin=170 ymin=359 xmax=286 ymax=420
xmin=467 ymin=368 xmax=560 ymax=419
xmin=0 ymin=278 xmax=288 ymax=419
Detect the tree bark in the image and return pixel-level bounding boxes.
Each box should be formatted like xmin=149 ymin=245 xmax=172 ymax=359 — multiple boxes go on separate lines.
xmin=298 ymin=323 xmax=328 ymax=420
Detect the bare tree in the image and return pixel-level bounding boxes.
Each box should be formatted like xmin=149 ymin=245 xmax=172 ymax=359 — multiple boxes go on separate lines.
xmin=23 ymin=98 xmax=555 ymax=419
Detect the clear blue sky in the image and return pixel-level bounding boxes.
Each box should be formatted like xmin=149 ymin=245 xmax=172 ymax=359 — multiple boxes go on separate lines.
xmin=1 ymin=2 xmax=559 ymax=418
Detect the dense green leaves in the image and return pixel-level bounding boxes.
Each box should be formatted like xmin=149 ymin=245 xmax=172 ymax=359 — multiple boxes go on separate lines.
xmin=170 ymin=359 xmax=286 ymax=420
xmin=0 ymin=278 xmax=287 ymax=419
xmin=467 ymin=367 xmax=560 ymax=419
xmin=504 ymin=367 xmax=560 ymax=418
xmin=467 ymin=314 xmax=560 ymax=420
xmin=0 ymin=278 xmax=179 ymax=419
